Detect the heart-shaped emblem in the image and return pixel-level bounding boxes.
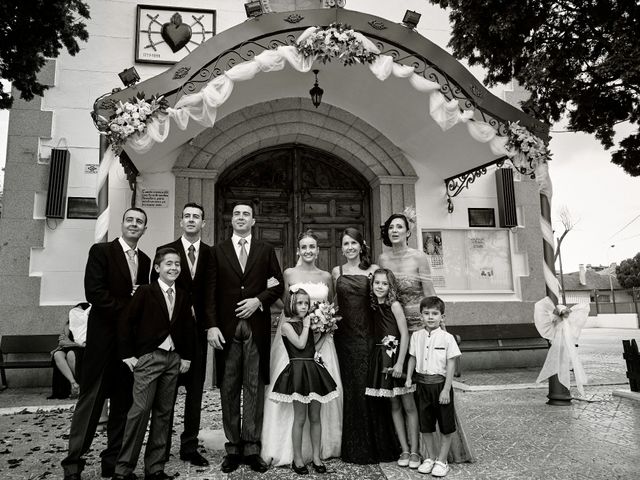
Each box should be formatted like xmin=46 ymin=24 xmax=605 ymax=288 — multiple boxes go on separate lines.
xmin=161 ymin=13 xmax=192 ymax=53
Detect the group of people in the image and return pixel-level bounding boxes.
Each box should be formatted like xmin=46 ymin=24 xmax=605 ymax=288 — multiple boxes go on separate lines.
xmin=61 ymin=201 xmax=470 ymax=480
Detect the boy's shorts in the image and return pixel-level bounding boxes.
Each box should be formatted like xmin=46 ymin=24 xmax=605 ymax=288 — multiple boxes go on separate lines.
xmin=415 ymin=381 xmax=457 ymax=434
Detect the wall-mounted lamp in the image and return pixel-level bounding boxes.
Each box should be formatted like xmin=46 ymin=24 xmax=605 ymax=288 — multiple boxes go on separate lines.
xmin=402 ymin=10 xmax=421 ymax=29
xmin=244 ymin=1 xmax=263 ymax=18
xmin=309 ymin=69 xmax=324 ymax=108
xmin=118 ymin=67 xmax=140 ymax=87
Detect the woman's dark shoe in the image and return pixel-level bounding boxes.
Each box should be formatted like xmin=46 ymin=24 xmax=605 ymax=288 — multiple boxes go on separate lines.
xmin=291 ymin=461 xmax=309 ymax=475
xmin=311 ymin=462 xmax=327 ymax=474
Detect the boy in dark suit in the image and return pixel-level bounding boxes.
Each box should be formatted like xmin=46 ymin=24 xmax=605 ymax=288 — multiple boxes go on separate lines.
xmin=112 ymin=247 xmax=196 ymax=480
xmin=152 ymin=202 xmax=214 ymax=466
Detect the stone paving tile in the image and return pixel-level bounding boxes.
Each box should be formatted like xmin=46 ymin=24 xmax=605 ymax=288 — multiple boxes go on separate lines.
xmin=2 ymin=385 xmax=639 ymax=479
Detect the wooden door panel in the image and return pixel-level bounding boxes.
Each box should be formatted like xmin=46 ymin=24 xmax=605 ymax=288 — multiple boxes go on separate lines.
xmin=216 ymin=145 xmax=370 ymax=275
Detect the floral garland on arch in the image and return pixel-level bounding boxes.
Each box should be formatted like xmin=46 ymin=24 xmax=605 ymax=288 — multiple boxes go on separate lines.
xmin=96 ymin=92 xmax=168 ymax=154
xmin=296 ymin=23 xmax=379 ymax=66
xmin=506 ymin=121 xmax=551 ymax=173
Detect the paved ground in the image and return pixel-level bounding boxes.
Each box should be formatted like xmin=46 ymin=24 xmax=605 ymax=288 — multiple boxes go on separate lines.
xmin=1 ymin=328 xmax=639 ymax=479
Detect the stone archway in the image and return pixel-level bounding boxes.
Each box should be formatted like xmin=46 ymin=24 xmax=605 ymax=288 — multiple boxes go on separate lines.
xmin=173 ymin=98 xmax=418 ymax=254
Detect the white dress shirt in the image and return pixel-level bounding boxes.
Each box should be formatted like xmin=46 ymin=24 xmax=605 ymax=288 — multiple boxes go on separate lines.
xmin=180 ymin=236 xmax=201 ymax=277
xmin=157 ymin=279 xmax=176 ymax=352
xmin=231 ymin=233 xmax=252 ymax=262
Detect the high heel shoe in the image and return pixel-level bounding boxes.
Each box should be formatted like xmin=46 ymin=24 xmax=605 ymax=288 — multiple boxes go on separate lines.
xmin=291 ymin=461 xmax=309 ymax=475
xmin=311 ymin=462 xmax=327 ymax=474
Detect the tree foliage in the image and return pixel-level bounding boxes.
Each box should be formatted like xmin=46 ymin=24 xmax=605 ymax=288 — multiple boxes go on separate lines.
xmin=429 ymin=0 xmax=640 ymax=176
xmin=616 ymin=252 xmax=640 ymax=289
xmin=0 ymin=0 xmax=90 ymax=109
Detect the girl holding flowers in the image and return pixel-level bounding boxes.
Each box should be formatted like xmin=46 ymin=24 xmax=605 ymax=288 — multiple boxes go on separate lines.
xmin=365 ymin=268 xmax=419 ymax=469
xmin=262 ymin=230 xmax=343 ymax=467
xmin=269 ymin=288 xmax=339 ymax=474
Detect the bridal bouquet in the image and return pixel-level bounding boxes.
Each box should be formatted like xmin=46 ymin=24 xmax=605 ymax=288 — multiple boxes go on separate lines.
xmin=309 ymin=301 xmax=341 ymax=335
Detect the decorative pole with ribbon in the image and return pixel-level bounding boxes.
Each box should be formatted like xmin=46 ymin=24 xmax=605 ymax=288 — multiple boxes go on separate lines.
xmin=96 ymin=136 xmax=110 ymax=243
xmin=539 ymin=190 xmax=572 ymax=405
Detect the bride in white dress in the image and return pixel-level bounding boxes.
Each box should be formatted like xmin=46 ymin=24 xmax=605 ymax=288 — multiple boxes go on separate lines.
xmin=261 ymin=230 xmax=343 ymax=466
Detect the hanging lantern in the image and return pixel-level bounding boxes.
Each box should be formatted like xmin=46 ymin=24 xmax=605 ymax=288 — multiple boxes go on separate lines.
xmin=309 ymin=69 xmax=324 ymax=108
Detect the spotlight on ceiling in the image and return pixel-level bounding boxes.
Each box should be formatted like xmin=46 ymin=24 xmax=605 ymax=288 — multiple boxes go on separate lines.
xmin=118 ymin=67 xmax=140 ymax=87
xmin=402 ymin=10 xmax=421 ymax=29
xmin=244 ymin=1 xmax=263 ymax=18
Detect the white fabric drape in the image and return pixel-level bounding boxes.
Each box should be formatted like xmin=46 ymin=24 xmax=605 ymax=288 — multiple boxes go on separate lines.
xmin=95 ymin=27 xmax=544 ymax=241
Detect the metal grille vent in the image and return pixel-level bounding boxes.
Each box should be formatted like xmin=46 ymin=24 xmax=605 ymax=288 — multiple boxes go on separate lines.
xmin=495 ymin=168 xmax=518 ymax=228
xmin=45 ymin=149 xmax=70 ymax=219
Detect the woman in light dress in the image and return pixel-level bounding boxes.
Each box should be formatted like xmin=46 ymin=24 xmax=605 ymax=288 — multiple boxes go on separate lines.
xmin=261 ymin=230 xmax=343 ymax=466
xmin=379 ymin=212 xmax=474 ymax=464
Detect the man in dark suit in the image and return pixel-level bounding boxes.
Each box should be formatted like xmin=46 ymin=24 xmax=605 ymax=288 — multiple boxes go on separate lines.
xmin=151 ymin=203 xmax=214 ymax=466
xmin=113 ymin=247 xmax=196 ymax=480
xmin=62 ymin=207 xmax=151 ymax=480
xmin=207 ymin=202 xmax=283 ymax=473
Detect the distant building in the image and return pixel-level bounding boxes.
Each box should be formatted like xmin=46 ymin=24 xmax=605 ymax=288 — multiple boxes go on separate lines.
xmin=559 ymin=263 xmax=633 ymax=305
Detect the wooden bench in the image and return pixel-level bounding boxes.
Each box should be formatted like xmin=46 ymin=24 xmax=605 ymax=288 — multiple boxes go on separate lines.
xmin=447 ymin=323 xmax=548 ymax=353
xmin=0 ymin=334 xmax=59 ymax=389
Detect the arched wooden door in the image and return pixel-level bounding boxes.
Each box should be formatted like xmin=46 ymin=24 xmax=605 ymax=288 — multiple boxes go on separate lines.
xmin=215 ymin=145 xmax=372 ymax=271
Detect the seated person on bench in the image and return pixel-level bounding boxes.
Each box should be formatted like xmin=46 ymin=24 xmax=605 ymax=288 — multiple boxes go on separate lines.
xmin=50 ymin=303 xmax=90 ymax=399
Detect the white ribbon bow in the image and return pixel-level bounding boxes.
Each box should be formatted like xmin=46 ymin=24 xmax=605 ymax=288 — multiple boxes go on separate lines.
xmin=534 ymin=297 xmax=590 ymax=396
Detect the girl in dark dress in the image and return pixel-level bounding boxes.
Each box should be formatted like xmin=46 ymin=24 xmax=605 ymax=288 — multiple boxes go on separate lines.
xmin=269 ymin=288 xmax=338 ymax=475
xmin=365 ymin=268 xmax=419 ymax=469
xmin=332 ymin=228 xmax=399 ymax=464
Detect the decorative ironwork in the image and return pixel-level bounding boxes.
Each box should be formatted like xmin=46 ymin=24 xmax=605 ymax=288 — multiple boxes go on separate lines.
xmin=119 ymin=151 xmax=140 ymax=200
xmin=284 ymin=14 xmax=304 ymax=24
xmin=173 ymin=66 xmax=191 ymax=79
xmin=443 ymin=157 xmax=508 ymax=213
xmin=368 ymin=20 xmax=387 ymax=30
xmin=175 ymin=33 xmax=298 ymax=99
xmin=470 ymin=83 xmax=484 ymax=98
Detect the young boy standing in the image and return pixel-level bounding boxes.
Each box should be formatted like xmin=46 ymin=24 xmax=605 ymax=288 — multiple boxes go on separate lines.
xmin=405 ymin=296 xmax=461 ymax=478
xmin=113 ymin=247 xmax=196 ymax=480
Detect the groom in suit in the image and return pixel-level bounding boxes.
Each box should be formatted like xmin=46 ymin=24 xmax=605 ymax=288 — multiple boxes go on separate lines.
xmin=62 ymin=207 xmax=151 ymax=480
xmin=207 ymin=202 xmax=283 ymax=473
xmin=152 ymin=202 xmax=215 ymax=466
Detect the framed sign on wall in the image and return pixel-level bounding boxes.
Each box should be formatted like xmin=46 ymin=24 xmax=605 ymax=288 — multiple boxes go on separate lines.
xmin=136 ymin=5 xmax=216 ymax=64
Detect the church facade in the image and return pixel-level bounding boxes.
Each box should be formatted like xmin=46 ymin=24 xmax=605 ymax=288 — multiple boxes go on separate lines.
xmin=0 ymin=1 xmax=551 ymax=384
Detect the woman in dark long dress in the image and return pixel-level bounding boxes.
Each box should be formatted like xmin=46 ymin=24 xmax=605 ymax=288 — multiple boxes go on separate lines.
xmin=332 ymin=227 xmax=399 ymax=464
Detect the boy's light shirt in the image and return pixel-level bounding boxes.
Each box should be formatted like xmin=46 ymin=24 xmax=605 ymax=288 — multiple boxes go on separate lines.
xmin=157 ymin=279 xmax=176 ymax=351
xmin=409 ymin=326 xmax=461 ymax=377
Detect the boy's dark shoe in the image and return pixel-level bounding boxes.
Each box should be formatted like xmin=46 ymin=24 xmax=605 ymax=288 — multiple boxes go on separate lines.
xmin=101 ymin=467 xmax=115 ymax=478
xmin=144 ymin=472 xmax=172 ymax=480
xmin=180 ymin=451 xmax=209 ymax=466
xmin=111 ymin=474 xmax=138 ymax=480
xmin=246 ymin=454 xmax=268 ymax=473
xmin=221 ymin=454 xmax=241 ymax=473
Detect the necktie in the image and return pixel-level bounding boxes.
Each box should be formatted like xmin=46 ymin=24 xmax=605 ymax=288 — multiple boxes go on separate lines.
xmin=167 ymin=287 xmax=174 ymax=317
xmin=126 ymin=249 xmax=137 ymax=284
xmin=188 ymin=244 xmax=196 ymax=278
xmin=238 ymin=238 xmax=248 ymax=272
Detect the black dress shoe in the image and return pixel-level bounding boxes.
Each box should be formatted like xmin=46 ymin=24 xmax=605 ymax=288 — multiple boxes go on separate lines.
xmin=291 ymin=461 xmax=309 ymax=475
xmin=246 ymin=454 xmax=268 ymax=473
xmin=144 ymin=472 xmax=172 ymax=480
xmin=101 ymin=466 xmax=115 ymax=478
xmin=112 ymin=474 xmax=138 ymax=480
xmin=221 ymin=454 xmax=241 ymax=473
xmin=180 ymin=451 xmax=209 ymax=467
xmin=312 ymin=462 xmax=327 ymax=474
